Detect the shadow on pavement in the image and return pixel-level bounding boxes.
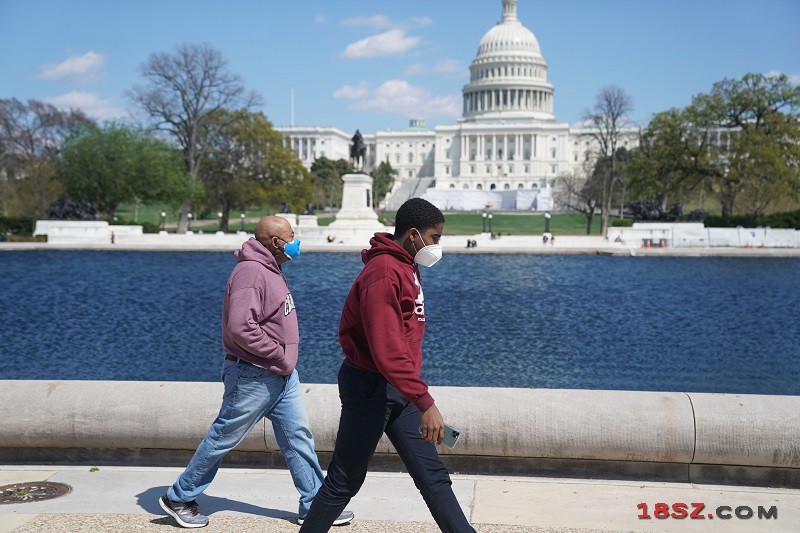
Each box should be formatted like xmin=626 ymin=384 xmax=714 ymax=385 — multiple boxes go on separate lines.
xmin=136 ymin=485 xmax=296 ymax=521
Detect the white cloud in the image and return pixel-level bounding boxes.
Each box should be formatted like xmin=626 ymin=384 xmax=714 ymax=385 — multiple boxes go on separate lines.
xmin=37 ymin=51 xmax=107 ymax=82
xmin=410 ymin=16 xmax=433 ymax=27
xmin=341 ymin=14 xmax=394 ymax=29
xmin=332 ymin=81 xmax=370 ymax=99
xmin=342 ymin=29 xmax=421 ymax=59
xmin=314 ymin=13 xmax=328 ymax=24
xmin=333 ymin=79 xmax=460 ymax=119
xmin=766 ymin=69 xmax=800 ymax=85
xmin=43 ymin=91 xmax=125 ymax=120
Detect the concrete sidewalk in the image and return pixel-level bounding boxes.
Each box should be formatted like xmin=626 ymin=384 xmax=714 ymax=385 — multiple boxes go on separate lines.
xmin=1 ymin=466 xmax=798 ymax=532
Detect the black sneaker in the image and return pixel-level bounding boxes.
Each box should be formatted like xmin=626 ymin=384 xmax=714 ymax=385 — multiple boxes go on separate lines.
xmin=297 ymin=510 xmax=355 ymax=526
xmin=159 ymin=495 xmax=209 ymax=528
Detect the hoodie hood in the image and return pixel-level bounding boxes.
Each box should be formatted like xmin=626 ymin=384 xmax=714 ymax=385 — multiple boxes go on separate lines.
xmin=362 ymin=232 xmax=415 ymax=266
xmin=234 ymin=237 xmax=281 ymax=275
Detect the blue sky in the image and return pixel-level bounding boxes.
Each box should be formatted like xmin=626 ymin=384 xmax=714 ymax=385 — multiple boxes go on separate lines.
xmin=1 ymin=0 xmax=798 ymax=133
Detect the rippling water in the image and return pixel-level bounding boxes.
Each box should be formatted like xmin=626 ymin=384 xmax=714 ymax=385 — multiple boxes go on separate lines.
xmin=1 ymin=251 xmax=798 ymax=394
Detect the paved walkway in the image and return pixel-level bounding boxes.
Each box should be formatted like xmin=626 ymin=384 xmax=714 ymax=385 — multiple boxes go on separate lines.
xmin=1 ymin=466 xmax=798 ymax=532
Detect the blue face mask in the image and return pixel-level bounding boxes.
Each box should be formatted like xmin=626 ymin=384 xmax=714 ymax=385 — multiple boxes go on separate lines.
xmin=279 ymin=238 xmax=301 ymax=260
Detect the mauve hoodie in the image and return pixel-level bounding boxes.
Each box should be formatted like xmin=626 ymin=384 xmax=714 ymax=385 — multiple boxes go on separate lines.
xmin=339 ymin=232 xmax=434 ymax=412
xmin=221 ymin=237 xmax=299 ymax=375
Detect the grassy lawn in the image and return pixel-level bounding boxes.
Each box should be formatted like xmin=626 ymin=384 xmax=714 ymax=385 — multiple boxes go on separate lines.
xmin=440 ymin=213 xmax=598 ymax=235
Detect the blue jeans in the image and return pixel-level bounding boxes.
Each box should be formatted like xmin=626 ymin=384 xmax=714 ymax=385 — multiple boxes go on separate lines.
xmin=167 ymin=360 xmax=324 ymax=515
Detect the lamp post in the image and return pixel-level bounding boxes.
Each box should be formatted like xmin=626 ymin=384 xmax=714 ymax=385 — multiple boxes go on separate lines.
xmin=187 ymin=212 xmax=193 ymax=232
xmin=488 ymin=212 xmax=493 ymax=233
xmin=160 ymin=211 xmax=166 ymax=231
xmin=545 ymin=211 xmax=551 ymax=233
xmin=482 ymin=211 xmax=487 ymax=233
xmin=240 ymin=213 xmax=246 ymax=232
xmin=217 ymin=211 xmax=223 ymax=232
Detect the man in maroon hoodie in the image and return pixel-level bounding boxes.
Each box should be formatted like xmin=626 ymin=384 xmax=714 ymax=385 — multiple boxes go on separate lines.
xmin=159 ymin=216 xmax=353 ymax=529
xmin=300 ymin=198 xmax=475 ymax=532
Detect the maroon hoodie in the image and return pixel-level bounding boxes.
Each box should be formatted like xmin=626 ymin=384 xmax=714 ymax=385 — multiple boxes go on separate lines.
xmin=221 ymin=237 xmax=299 ymax=375
xmin=339 ymin=232 xmax=434 ymax=412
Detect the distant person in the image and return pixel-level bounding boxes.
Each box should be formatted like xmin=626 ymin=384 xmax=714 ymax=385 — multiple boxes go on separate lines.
xmin=466 ymin=239 xmax=472 ymax=249
xmin=542 ymin=234 xmax=548 ymax=244
xmin=327 ymin=235 xmax=336 ymax=244
xmin=471 ymin=239 xmax=477 ymax=248
xmin=159 ymin=217 xmax=353 ymax=529
xmin=299 ymin=198 xmax=475 ymax=532
xmin=550 ymin=235 xmax=555 ymax=245
xmin=111 ymin=231 xmax=115 ymax=244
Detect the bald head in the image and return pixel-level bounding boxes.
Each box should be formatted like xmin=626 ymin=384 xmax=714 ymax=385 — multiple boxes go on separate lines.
xmin=255 ymin=216 xmax=295 ymax=265
xmin=255 ymin=216 xmax=292 ymax=243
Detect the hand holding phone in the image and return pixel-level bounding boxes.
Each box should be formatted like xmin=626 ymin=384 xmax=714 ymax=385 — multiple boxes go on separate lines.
xmin=420 ymin=423 xmax=462 ymax=448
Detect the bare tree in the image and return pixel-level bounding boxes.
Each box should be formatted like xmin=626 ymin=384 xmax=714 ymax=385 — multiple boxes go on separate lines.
xmin=0 ymin=98 xmax=93 ymax=217
xmin=556 ymin=159 xmax=601 ymax=235
xmin=130 ymin=43 xmax=261 ymax=233
xmin=581 ymin=86 xmax=633 ymax=236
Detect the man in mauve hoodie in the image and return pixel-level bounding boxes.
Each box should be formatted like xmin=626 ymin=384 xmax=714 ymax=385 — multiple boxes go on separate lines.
xmin=159 ymin=216 xmax=353 ymax=529
xmin=300 ymin=198 xmax=475 ymax=532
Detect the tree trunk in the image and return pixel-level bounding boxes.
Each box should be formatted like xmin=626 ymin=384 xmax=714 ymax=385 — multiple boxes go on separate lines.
xmin=220 ymin=206 xmax=230 ymax=233
xmin=177 ymin=201 xmax=191 ymax=233
xmin=586 ymin=212 xmax=593 ymax=235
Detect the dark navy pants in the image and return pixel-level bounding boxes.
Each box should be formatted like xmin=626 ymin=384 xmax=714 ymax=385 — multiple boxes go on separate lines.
xmin=299 ymin=363 xmax=475 ymax=532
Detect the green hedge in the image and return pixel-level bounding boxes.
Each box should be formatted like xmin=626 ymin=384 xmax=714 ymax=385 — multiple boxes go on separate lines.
xmin=0 ymin=217 xmax=35 ymax=235
xmin=705 ymin=210 xmax=800 ymax=229
xmin=611 ymin=219 xmax=633 ymax=227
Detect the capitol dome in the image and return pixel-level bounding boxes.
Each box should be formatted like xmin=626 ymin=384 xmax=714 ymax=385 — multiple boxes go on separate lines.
xmin=462 ymin=0 xmax=555 ymax=122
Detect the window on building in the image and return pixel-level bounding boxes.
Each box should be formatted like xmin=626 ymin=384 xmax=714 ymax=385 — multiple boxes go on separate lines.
xmin=463 ymin=183 xmax=469 ymax=189
xmin=470 ymin=164 xmax=476 ymax=174
xmin=445 ymin=166 xmax=450 ymax=175
xmin=408 ymin=153 xmax=413 ymax=163
xmin=517 ymin=183 xmax=524 ymax=189
xmin=524 ymin=164 xmax=529 ymax=173
xmin=395 ymin=154 xmax=400 ymax=164
xmin=574 ymin=154 xmax=578 ymax=161
xmin=551 ymin=165 xmax=557 ymax=174
xmin=449 ymin=184 xmax=456 ymax=189
xmin=408 ymin=170 xmax=413 ymax=178
xmin=503 ymin=183 xmax=510 ymax=190
xmin=490 ymin=183 xmax=496 ymax=190
xmin=485 ymin=165 xmax=491 ymax=174
xmin=551 ymin=148 xmax=557 ymax=158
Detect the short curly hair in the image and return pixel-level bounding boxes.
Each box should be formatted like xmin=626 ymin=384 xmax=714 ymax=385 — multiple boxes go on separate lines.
xmin=393 ymin=198 xmax=444 ymax=238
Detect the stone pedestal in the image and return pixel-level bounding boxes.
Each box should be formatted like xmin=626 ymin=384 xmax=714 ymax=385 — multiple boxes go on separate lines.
xmin=328 ymin=174 xmax=385 ymax=232
xmin=326 ymin=173 xmax=386 ymax=245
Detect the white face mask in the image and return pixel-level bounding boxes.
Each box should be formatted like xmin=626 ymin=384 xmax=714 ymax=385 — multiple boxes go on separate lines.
xmin=412 ymin=230 xmax=443 ymax=268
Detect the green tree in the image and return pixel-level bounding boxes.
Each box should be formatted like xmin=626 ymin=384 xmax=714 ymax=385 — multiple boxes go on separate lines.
xmin=309 ymin=156 xmax=352 ymax=210
xmin=371 ymin=161 xmax=397 ymax=208
xmin=57 ymin=123 xmax=186 ymax=218
xmin=200 ymin=109 xmax=310 ymax=231
xmin=629 ymin=73 xmax=800 ymax=219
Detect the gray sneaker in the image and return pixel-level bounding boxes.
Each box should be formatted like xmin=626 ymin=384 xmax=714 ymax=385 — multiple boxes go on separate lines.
xmin=297 ymin=509 xmax=355 ymax=526
xmin=159 ymin=495 xmax=209 ymax=528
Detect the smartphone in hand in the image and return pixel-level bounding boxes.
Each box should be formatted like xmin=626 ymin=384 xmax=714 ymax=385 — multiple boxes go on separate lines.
xmin=442 ymin=424 xmax=461 ymax=449
xmin=420 ymin=424 xmax=462 ymax=448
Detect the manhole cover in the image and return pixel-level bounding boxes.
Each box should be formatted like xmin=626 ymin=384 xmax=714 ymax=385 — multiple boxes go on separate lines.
xmin=0 ymin=482 xmax=72 ymax=504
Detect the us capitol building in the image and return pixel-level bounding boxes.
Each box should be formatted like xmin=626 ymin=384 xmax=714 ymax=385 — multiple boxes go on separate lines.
xmin=276 ymin=0 xmax=639 ymax=212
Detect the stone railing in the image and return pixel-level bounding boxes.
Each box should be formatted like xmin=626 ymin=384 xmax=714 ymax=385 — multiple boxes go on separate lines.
xmin=1 ymin=381 xmax=798 ymax=487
